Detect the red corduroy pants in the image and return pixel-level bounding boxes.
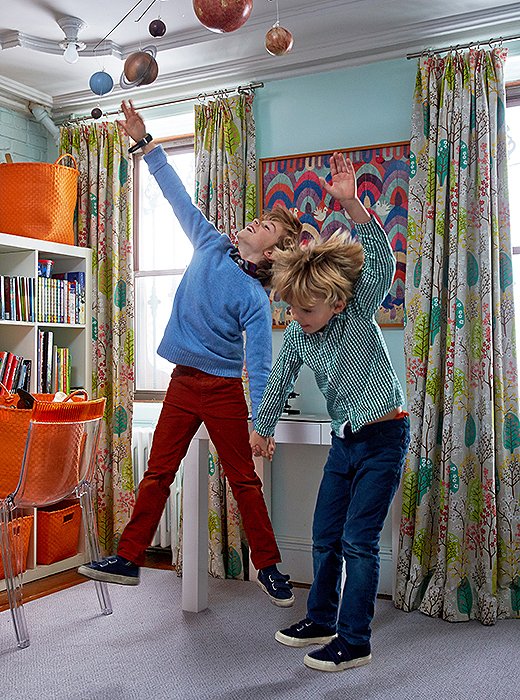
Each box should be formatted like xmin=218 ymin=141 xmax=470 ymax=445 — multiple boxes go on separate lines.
xmin=118 ymin=365 xmax=281 ymax=570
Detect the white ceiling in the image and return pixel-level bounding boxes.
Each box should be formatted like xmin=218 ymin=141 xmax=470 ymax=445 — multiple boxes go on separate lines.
xmin=2 ymin=0 xmax=520 ymax=120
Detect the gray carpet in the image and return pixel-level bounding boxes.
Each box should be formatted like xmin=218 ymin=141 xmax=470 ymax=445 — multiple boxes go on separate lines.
xmin=1 ymin=568 xmax=518 ymax=700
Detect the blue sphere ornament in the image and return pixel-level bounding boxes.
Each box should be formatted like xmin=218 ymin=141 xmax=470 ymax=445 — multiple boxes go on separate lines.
xmin=89 ymin=71 xmax=114 ymax=96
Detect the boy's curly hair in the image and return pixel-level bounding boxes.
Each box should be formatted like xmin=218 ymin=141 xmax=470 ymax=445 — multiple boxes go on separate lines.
xmin=255 ymin=206 xmax=302 ymax=288
xmin=270 ymin=230 xmax=364 ymax=308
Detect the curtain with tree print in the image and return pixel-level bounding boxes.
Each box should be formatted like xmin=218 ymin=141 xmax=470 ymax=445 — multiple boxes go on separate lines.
xmin=395 ymin=48 xmax=520 ymax=623
xmin=60 ymin=122 xmax=135 ymax=555
xmin=174 ymin=93 xmax=257 ymax=579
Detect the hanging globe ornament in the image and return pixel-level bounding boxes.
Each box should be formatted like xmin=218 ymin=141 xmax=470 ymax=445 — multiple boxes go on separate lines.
xmin=149 ymin=18 xmax=167 ymax=37
xmin=192 ymin=0 xmax=253 ymax=33
xmin=88 ymin=70 xmax=114 ymax=96
xmin=265 ymin=23 xmax=293 ymax=56
xmin=120 ymin=46 xmax=159 ymax=89
xmin=91 ymin=107 xmax=103 ymax=119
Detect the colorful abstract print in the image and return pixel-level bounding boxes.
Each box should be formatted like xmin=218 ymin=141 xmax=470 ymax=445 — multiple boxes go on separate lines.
xmin=261 ymin=143 xmax=409 ymax=327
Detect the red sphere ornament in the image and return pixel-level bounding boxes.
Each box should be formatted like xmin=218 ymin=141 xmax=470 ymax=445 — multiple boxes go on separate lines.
xmin=149 ymin=19 xmax=167 ymax=37
xmin=193 ymin=0 xmax=253 ymax=33
xmin=265 ymin=24 xmax=294 ymax=56
xmin=123 ymin=51 xmax=159 ymax=86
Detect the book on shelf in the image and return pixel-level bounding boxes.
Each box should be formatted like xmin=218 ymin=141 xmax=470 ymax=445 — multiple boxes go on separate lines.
xmin=37 ymin=331 xmax=72 ymax=393
xmin=0 ymin=275 xmax=34 ymax=322
xmin=0 ymin=351 xmax=32 ymax=392
xmin=38 ymin=271 xmax=86 ymax=324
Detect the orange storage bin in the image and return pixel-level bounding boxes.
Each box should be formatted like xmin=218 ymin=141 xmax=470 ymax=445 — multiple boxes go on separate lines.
xmin=36 ymin=500 xmax=81 ymax=565
xmin=0 ymin=514 xmax=34 ymax=579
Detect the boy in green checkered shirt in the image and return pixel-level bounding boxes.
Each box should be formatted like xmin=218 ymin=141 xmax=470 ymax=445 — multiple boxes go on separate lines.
xmin=250 ymin=151 xmax=410 ymax=673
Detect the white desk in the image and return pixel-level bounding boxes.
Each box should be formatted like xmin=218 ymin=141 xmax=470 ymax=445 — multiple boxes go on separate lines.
xmin=181 ymin=414 xmax=331 ymax=612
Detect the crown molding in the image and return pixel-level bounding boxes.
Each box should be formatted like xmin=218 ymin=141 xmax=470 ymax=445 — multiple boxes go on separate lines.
xmin=0 ymin=75 xmax=53 ymax=113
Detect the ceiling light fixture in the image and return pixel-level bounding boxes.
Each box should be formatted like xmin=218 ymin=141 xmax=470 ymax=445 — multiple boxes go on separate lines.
xmin=57 ymin=16 xmax=87 ymax=64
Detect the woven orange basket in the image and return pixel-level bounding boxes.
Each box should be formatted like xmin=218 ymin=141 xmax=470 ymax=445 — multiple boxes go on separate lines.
xmin=0 ymin=514 xmax=34 ymax=579
xmin=0 ymin=154 xmax=79 ymax=245
xmin=36 ymin=500 xmax=81 ymax=565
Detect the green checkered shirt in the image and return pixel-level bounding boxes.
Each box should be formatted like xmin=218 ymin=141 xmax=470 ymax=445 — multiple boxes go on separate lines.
xmin=254 ymin=217 xmax=405 ymax=437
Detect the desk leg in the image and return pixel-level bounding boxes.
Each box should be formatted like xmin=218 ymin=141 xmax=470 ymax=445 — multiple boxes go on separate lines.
xmin=182 ymin=437 xmax=208 ymax=612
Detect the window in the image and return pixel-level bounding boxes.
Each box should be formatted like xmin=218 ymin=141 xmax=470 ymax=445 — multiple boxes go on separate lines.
xmin=133 ymin=133 xmax=195 ymax=399
xmin=507 ymin=85 xmax=520 ymax=325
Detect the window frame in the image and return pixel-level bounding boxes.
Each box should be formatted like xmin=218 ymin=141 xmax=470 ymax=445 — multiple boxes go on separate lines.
xmin=133 ymin=133 xmax=194 ymax=402
xmin=508 ymin=82 xmax=520 ymax=256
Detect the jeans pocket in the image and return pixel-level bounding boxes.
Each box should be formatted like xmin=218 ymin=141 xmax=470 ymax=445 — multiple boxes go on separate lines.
xmin=377 ymin=417 xmax=410 ymax=455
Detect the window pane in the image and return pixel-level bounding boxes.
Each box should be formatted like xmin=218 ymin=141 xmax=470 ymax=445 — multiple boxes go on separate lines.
xmin=138 ymin=150 xmax=195 ymax=271
xmin=508 ymin=104 xmax=520 ymax=247
xmin=507 ymin=105 xmax=520 ymax=321
xmin=135 ymin=274 xmax=183 ymax=391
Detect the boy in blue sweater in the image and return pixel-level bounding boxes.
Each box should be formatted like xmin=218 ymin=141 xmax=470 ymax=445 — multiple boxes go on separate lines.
xmin=78 ymin=100 xmax=301 ymax=606
xmin=251 ymin=152 xmax=410 ymax=669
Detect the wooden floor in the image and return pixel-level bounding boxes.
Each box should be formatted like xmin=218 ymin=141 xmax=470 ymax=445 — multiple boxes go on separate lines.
xmin=0 ymin=549 xmax=175 ymax=613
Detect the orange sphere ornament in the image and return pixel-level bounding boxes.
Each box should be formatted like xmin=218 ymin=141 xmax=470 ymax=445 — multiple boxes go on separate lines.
xmin=193 ymin=0 xmax=253 ymax=33
xmin=265 ymin=24 xmax=294 ymax=56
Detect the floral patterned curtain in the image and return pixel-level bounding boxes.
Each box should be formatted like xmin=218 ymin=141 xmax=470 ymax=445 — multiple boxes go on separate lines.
xmin=395 ymin=48 xmax=520 ymax=623
xmin=59 ymin=122 xmax=135 ymax=555
xmin=175 ymin=93 xmax=257 ymax=579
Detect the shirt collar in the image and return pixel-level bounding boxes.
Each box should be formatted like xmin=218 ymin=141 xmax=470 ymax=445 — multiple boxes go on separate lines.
xmin=230 ymin=247 xmax=259 ymax=279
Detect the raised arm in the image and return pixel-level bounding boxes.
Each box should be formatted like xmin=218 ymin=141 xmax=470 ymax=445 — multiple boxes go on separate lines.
xmin=320 ymin=152 xmax=371 ymax=225
xmin=321 ymin=152 xmax=395 ymax=316
xmin=119 ymin=100 xmax=217 ymax=249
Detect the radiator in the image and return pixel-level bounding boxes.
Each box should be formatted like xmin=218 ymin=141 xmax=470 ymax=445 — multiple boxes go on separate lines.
xmin=132 ymin=426 xmax=183 ymax=554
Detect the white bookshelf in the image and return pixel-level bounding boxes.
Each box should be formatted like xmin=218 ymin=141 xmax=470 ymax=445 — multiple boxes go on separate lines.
xmin=0 ymin=231 xmax=92 ymax=589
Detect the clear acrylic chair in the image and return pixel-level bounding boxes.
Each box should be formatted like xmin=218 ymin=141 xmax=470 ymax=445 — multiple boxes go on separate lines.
xmin=0 ymin=396 xmax=112 ymax=649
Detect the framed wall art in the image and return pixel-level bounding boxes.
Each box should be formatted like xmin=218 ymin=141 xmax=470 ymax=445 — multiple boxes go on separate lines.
xmin=260 ymin=141 xmax=410 ymax=329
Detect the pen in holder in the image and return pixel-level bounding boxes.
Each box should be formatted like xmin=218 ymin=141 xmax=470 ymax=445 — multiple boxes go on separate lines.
xmin=283 ymin=391 xmax=300 ymax=415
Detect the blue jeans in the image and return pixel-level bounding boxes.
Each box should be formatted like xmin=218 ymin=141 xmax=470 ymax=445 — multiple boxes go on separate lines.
xmin=307 ymin=416 xmax=410 ymax=645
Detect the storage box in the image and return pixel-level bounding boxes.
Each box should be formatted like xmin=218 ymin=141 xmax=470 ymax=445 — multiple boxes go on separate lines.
xmin=36 ymin=500 xmax=81 ymax=565
xmin=0 ymin=514 xmax=34 ymax=579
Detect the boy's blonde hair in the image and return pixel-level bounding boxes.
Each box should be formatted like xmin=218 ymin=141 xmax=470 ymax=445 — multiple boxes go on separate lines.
xmin=255 ymin=206 xmax=303 ymax=287
xmin=271 ymin=230 xmax=364 ymax=308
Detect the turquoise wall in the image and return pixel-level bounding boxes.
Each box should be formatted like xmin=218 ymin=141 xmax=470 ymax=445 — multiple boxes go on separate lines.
xmin=255 ymin=58 xmax=417 ymax=159
xmin=254 ymin=57 xmax=417 ymax=413
xmin=0 ymin=106 xmax=51 ymax=163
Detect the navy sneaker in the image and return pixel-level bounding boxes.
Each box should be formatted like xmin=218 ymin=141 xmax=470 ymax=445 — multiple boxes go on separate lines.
xmin=275 ymin=617 xmax=337 ymax=647
xmin=78 ymin=555 xmax=140 ymax=586
xmin=304 ymin=636 xmax=372 ymax=672
xmin=257 ymin=565 xmax=295 ymax=607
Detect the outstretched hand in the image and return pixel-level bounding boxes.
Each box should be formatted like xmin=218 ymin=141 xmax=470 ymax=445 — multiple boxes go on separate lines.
xmin=118 ymin=100 xmax=147 ymax=142
xmin=320 ymin=151 xmax=371 ymax=223
xmin=320 ymin=151 xmax=358 ymax=205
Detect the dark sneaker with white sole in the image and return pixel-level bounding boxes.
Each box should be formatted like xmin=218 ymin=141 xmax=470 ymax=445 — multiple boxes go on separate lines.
xmin=304 ymin=636 xmax=372 ymax=672
xmin=257 ymin=565 xmax=295 ymax=607
xmin=78 ymin=555 xmax=140 ymax=586
xmin=275 ymin=618 xmax=337 ymax=647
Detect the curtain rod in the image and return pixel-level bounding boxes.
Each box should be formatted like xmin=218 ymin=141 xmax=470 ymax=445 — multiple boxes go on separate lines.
xmin=66 ymin=81 xmax=264 ymax=123
xmin=406 ymin=33 xmax=520 ymax=59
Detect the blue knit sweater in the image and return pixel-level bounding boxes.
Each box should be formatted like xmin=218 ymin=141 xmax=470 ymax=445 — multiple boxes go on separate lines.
xmin=144 ymin=145 xmax=272 ymax=421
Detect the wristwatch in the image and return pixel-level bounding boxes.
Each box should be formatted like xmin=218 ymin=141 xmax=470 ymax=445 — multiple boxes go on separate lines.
xmin=128 ymin=133 xmax=153 ymax=153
